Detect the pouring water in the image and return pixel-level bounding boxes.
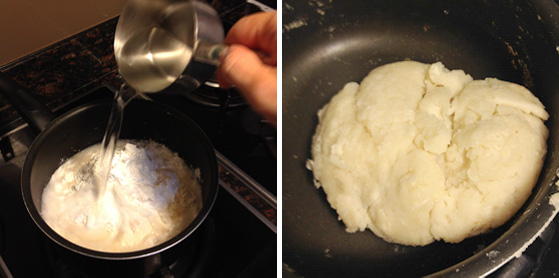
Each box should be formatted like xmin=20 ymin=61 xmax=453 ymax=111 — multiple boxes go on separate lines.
xmin=95 ymin=83 xmax=140 ymax=201
xmin=95 ymin=0 xmax=226 ymax=201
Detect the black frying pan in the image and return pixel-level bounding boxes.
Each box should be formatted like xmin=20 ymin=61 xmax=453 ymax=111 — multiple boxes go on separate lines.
xmin=0 ymin=73 xmax=218 ymax=277
xmin=282 ymin=0 xmax=559 ymax=277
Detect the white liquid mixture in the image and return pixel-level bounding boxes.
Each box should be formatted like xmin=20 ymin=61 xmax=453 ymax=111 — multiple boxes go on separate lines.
xmin=41 ymin=140 xmax=202 ymax=252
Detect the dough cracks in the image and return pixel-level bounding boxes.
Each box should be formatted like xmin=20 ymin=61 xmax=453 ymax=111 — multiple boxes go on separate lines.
xmin=308 ymin=61 xmax=549 ymax=246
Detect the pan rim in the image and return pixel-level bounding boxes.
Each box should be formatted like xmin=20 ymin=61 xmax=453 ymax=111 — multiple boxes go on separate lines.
xmin=21 ymin=98 xmax=219 ymax=260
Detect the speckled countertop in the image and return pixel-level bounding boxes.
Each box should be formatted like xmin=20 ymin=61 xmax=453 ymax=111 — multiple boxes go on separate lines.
xmin=0 ymin=0 xmax=276 ymax=228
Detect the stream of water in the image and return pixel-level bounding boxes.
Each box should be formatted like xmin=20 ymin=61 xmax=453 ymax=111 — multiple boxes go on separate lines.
xmin=95 ymin=82 xmax=140 ymax=200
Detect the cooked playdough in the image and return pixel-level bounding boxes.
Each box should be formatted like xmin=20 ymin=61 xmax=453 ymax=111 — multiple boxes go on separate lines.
xmin=307 ymin=61 xmax=549 ymax=246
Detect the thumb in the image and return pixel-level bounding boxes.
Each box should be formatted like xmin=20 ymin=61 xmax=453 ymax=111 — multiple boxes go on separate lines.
xmin=218 ymin=45 xmax=277 ymax=124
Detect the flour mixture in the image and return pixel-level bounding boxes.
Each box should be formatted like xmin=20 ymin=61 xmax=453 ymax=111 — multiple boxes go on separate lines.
xmin=307 ymin=61 xmax=549 ymax=246
xmin=41 ymin=140 xmax=202 ymax=252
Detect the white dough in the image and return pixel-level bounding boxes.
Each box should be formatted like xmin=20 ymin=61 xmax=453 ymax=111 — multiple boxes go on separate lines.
xmin=307 ymin=61 xmax=549 ymax=246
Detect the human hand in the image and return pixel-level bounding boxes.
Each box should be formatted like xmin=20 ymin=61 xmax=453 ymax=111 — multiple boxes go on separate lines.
xmin=217 ymin=11 xmax=277 ymax=126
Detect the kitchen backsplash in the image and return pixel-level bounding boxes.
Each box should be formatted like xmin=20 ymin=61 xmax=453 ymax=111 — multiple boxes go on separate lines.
xmin=0 ymin=0 xmax=129 ymax=66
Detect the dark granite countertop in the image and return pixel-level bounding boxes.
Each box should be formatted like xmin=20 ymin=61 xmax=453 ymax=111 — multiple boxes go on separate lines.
xmin=0 ymin=0 xmax=276 ymax=227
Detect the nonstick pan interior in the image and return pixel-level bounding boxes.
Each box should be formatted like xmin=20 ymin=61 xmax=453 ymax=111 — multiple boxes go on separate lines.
xmin=22 ymin=98 xmax=218 ymax=263
xmin=283 ymin=0 xmax=559 ymax=277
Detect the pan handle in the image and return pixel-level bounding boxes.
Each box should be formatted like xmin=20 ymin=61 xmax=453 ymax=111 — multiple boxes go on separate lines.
xmin=0 ymin=72 xmax=56 ymax=134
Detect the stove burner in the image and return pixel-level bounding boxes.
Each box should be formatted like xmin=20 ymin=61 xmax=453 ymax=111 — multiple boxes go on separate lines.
xmin=178 ymin=82 xmax=246 ymax=109
xmin=40 ymin=219 xmax=216 ymax=278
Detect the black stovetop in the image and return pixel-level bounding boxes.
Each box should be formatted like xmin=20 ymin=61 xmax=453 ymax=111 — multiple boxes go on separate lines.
xmin=0 ymin=84 xmax=276 ymax=278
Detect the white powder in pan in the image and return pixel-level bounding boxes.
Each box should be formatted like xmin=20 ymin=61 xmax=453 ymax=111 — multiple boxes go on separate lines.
xmin=41 ymin=140 xmax=202 ymax=252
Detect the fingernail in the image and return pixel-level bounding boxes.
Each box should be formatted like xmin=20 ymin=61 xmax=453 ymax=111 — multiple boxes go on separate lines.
xmin=219 ymin=46 xmax=231 ymax=62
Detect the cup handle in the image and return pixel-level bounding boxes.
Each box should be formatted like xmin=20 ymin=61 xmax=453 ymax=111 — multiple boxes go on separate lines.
xmin=193 ymin=41 xmax=227 ymax=66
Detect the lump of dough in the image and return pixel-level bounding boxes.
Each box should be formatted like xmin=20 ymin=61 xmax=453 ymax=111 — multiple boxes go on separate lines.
xmin=307 ymin=61 xmax=549 ymax=246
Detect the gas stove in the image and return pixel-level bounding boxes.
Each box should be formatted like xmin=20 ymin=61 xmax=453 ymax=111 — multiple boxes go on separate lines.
xmin=0 ymin=83 xmax=276 ymax=278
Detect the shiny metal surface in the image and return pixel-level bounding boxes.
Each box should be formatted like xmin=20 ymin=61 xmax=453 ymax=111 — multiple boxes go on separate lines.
xmin=114 ymin=0 xmax=225 ymax=93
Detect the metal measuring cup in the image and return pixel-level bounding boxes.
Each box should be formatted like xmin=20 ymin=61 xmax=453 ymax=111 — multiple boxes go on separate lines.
xmin=114 ymin=0 xmax=225 ymax=93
